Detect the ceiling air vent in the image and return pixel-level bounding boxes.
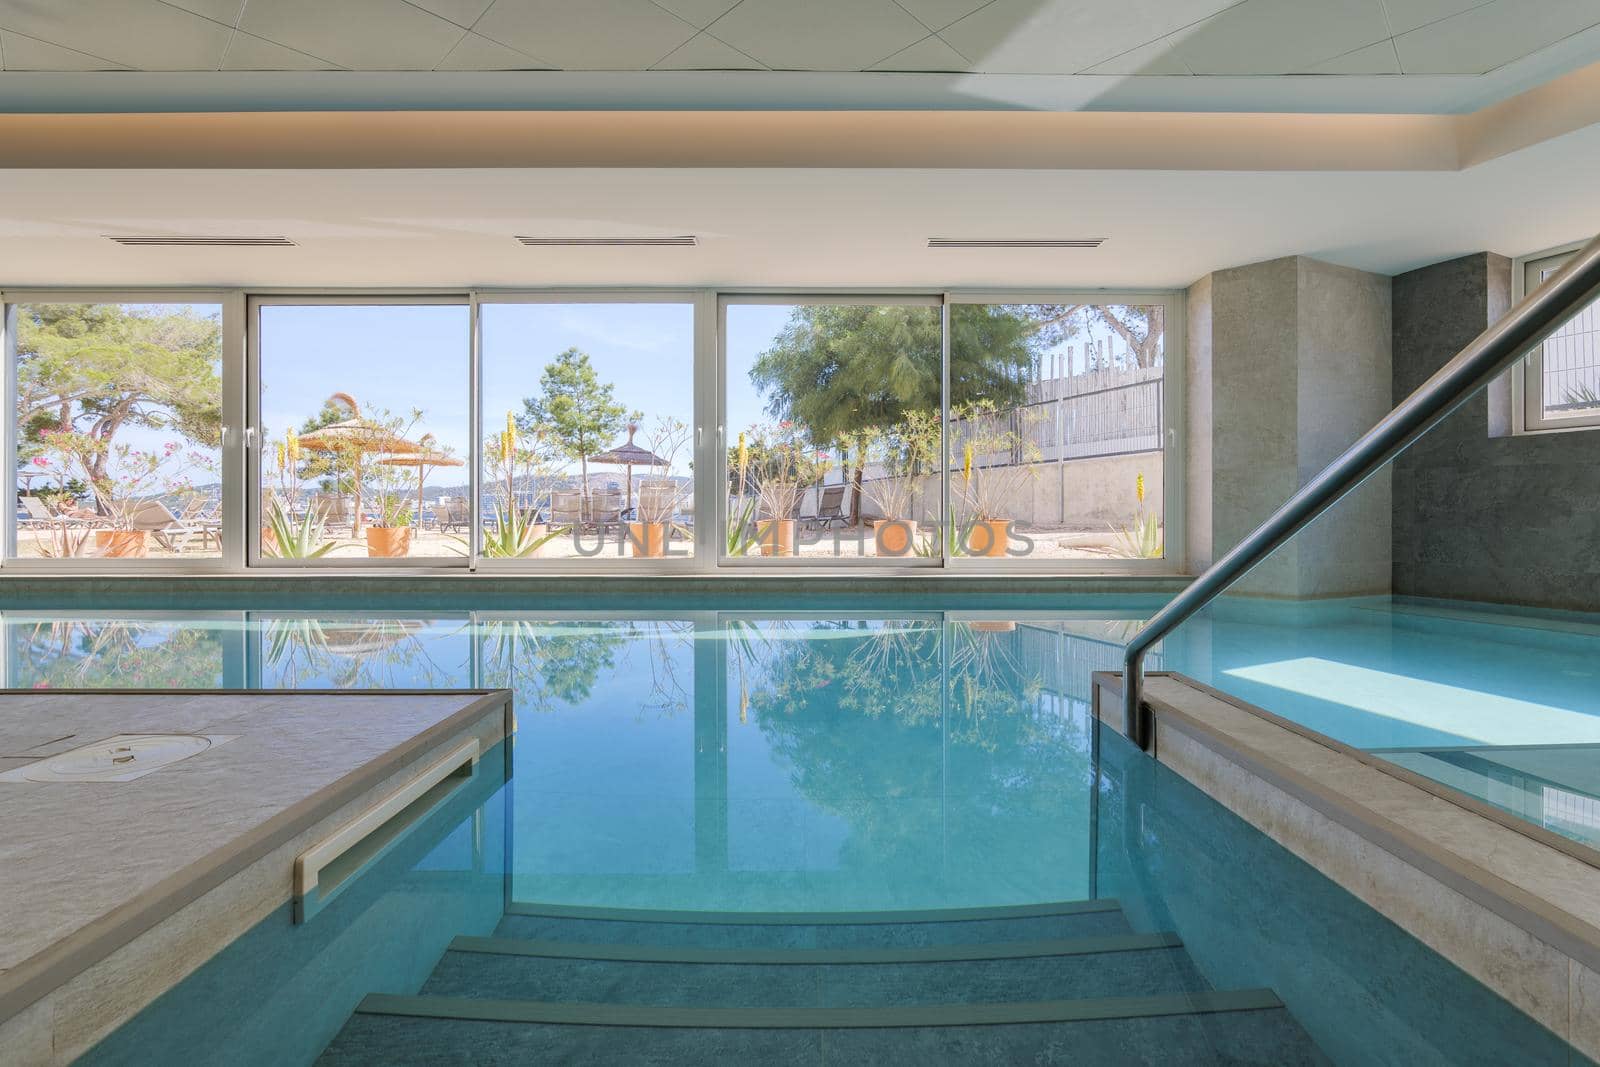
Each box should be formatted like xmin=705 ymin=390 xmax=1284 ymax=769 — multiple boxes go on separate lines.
xmin=927 ymin=238 xmax=1106 ymax=249
xmin=105 ymin=234 xmax=297 ymax=247
xmin=515 ymin=235 xmax=698 ymax=247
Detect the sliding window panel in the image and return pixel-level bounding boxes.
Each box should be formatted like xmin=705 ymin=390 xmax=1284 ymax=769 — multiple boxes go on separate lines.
xmin=252 ymin=297 xmax=471 ymax=565
xmin=721 ymin=297 xmax=943 ymax=564
xmin=946 ymin=298 xmax=1176 ymax=569
xmin=478 ymin=297 xmax=697 ymax=566
xmin=8 ymin=297 xmax=227 ymax=566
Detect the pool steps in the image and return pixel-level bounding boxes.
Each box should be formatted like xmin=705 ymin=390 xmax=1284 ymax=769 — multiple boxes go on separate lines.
xmin=317 ymin=900 xmax=1324 ymax=1064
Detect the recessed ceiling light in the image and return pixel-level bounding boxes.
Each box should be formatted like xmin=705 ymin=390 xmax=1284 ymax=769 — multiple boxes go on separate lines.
xmin=927 ymin=238 xmax=1106 ymax=249
xmin=515 ymin=235 xmax=698 ymax=247
xmin=105 ymin=234 xmax=297 ymax=247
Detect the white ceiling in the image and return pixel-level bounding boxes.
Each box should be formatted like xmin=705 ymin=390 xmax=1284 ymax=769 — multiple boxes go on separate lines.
xmin=2 ymin=117 xmax=1597 ymax=291
xmin=1 ymin=0 xmax=1597 ymax=80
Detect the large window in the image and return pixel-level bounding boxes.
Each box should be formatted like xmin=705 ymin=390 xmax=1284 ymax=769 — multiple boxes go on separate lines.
xmin=6 ymin=288 xmax=1180 ymax=574
xmin=8 ymin=299 xmax=224 ymax=564
xmin=723 ymin=298 xmax=944 ymax=563
xmin=948 ymin=300 xmax=1168 ymax=564
xmin=254 ymin=299 xmax=470 ymax=563
xmin=1521 ymin=249 xmax=1600 ymax=432
xmin=479 ymin=299 xmax=696 ymax=565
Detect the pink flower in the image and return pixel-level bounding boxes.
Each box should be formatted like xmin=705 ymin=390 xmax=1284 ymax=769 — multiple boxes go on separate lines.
xmin=31 ymin=457 xmax=47 ymax=467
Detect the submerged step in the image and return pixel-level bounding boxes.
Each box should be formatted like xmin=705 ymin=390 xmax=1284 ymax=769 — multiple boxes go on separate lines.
xmin=319 ymin=992 xmax=1322 ymax=1066
xmin=494 ymin=899 xmax=1132 ymax=950
xmin=421 ymin=933 xmax=1206 ymax=1008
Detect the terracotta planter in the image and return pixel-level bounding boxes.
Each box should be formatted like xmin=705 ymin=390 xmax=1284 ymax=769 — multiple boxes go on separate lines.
xmin=525 ymin=522 xmax=550 ymax=557
xmin=95 ymin=529 xmax=149 ymax=558
xmin=364 ymin=526 xmax=412 ymax=558
xmin=968 ymin=518 xmax=1011 ymax=558
xmin=260 ymin=528 xmax=278 ymax=557
xmin=756 ymin=518 xmax=796 ymax=557
xmin=628 ymin=521 xmax=668 ymax=558
xmin=970 ymin=620 xmax=1018 ymax=633
xmin=871 ymin=519 xmax=918 ymax=557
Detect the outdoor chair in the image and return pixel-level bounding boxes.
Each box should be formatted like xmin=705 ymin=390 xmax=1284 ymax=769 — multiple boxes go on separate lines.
xmin=310 ymin=493 xmax=353 ymax=533
xmin=437 ymin=499 xmax=470 ymax=533
xmin=121 ymin=499 xmax=219 ymax=554
xmin=550 ymin=490 xmax=584 ymax=530
xmin=589 ymin=491 xmax=624 ymax=532
xmin=802 ymin=485 xmax=848 ymax=529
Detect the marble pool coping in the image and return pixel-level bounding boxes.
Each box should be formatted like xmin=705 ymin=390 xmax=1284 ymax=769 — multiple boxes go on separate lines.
xmin=1093 ymin=671 xmax=1600 ymax=1061
xmin=0 ymin=688 xmax=514 ymax=1029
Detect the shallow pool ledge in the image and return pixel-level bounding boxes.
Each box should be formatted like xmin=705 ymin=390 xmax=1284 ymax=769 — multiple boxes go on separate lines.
xmin=1093 ymin=671 xmax=1600 ymax=1063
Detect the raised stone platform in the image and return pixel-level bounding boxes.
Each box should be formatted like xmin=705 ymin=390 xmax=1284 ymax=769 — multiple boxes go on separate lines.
xmin=0 ymin=689 xmax=512 ymax=1064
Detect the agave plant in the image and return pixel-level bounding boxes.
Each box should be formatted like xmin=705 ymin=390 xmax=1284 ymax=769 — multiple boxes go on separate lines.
xmin=1110 ymin=473 xmax=1163 ymax=559
xmin=724 ymin=494 xmax=760 ymax=556
xmin=263 ymin=497 xmax=342 ymax=559
xmin=462 ymin=504 xmax=566 ymax=559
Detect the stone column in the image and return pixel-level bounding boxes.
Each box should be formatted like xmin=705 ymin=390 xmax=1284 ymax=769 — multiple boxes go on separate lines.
xmin=1186 ymin=256 xmax=1393 ymax=597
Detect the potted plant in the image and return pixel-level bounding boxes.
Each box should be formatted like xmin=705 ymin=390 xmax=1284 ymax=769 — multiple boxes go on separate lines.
xmin=365 ymin=492 xmax=414 ymax=558
xmin=953 ymin=401 xmax=1042 ymax=559
xmin=90 ymin=439 xmax=212 ymax=558
xmin=861 ymin=411 xmax=938 ymax=557
xmin=629 ymin=417 xmax=690 ymax=559
xmin=746 ymin=423 xmax=822 ymax=558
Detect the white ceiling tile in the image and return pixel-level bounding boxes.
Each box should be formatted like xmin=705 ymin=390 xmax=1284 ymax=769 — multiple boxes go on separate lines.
xmin=1381 ymin=0 xmax=1492 ymax=36
xmin=709 ymin=0 xmax=927 ymax=70
xmin=475 ymin=0 xmax=695 ymax=69
xmin=0 ymin=30 xmax=129 ymax=70
xmin=653 ymin=0 xmax=742 ymax=29
xmin=473 ymin=0 xmax=700 ymax=68
xmin=1079 ymin=34 xmax=1192 ymax=74
xmin=944 ymin=0 xmax=1235 ymax=75
xmin=868 ymin=34 xmax=972 ymax=71
xmin=653 ymin=32 xmax=765 ymax=69
xmin=162 ymin=0 xmax=246 ymax=23
xmin=889 ymin=0 xmax=993 ymax=31
xmin=239 ymin=0 xmax=463 ymax=70
xmin=405 ymin=0 xmax=497 ymax=27
xmin=1393 ymin=0 xmax=1600 ymax=74
xmin=436 ymin=31 xmax=552 ymax=69
xmin=222 ymin=30 xmax=339 ymax=69
xmin=1173 ymin=0 xmax=1393 ymax=75
xmin=0 ymin=0 xmax=232 ymax=69
xmin=1303 ymin=39 xmax=1402 ymax=73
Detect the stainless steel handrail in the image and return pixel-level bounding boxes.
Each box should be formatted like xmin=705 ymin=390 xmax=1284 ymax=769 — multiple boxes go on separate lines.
xmin=1121 ymin=233 xmax=1600 ymax=749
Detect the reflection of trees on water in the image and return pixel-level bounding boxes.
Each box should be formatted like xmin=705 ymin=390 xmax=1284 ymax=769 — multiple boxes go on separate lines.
xmin=17 ymin=619 xmax=225 ymax=688
xmin=742 ymin=620 xmax=1089 ymax=864
xmin=262 ymin=617 xmax=468 ymax=689
xmin=479 ymin=619 xmax=691 ymax=718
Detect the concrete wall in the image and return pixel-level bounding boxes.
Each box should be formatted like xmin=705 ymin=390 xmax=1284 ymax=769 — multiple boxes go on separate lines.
xmin=837 ymin=450 xmax=1162 ymax=531
xmin=1392 ymin=253 xmax=1600 ymax=611
xmin=1188 ymin=255 xmax=1392 ymax=597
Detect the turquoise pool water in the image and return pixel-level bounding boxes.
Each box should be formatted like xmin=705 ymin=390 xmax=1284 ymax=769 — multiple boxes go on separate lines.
xmin=4 ymin=591 xmax=1598 ymax=902
xmin=33 ymin=592 xmax=1591 ymax=1066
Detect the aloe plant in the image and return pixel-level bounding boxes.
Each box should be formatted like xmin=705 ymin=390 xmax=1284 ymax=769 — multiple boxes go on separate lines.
xmin=1112 ymin=511 xmax=1164 ymax=559
xmin=461 ymin=504 xmax=566 ymax=559
xmin=264 ymin=497 xmax=341 ymax=558
xmin=724 ymin=495 xmax=760 ymax=556
xmin=914 ymin=514 xmax=965 ymax=558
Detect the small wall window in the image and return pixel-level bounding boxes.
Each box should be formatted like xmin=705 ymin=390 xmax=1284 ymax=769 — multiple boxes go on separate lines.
xmin=1518 ymin=247 xmax=1600 ymax=433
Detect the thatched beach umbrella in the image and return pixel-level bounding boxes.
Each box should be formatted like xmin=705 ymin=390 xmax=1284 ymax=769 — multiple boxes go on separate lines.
xmin=296 ymin=393 xmax=421 ymax=536
xmin=587 ymin=423 xmax=669 ymax=515
xmin=377 ymin=434 xmax=464 ymax=532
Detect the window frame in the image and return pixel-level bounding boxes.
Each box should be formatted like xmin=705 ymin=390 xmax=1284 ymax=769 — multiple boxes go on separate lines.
xmin=717 ymin=293 xmax=949 ymax=570
xmin=941 ymin=290 xmax=1185 ymax=575
xmin=1 ymin=289 xmax=240 ymax=573
xmin=246 ymin=292 xmax=474 ymax=570
xmin=1513 ymin=242 xmax=1600 ymax=435
xmin=471 ymin=289 xmax=707 ymax=574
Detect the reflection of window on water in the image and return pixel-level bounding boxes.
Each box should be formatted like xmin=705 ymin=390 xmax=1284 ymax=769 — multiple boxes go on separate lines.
xmin=259 ymin=617 xmax=471 ymax=689
xmin=13 ymin=619 xmax=226 ymax=688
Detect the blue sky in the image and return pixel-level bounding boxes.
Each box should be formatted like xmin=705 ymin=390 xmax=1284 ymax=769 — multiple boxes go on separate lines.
xmin=258 ymin=301 xmax=793 ymax=484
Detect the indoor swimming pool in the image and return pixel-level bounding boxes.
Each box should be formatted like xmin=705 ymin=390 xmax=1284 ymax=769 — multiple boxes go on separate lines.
xmin=4 ymin=591 xmax=1596 ymax=864
xmin=8 ymin=591 xmax=1590 ymax=1064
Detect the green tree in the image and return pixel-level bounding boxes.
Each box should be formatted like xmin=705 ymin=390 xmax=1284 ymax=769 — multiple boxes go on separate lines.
xmin=519 ymin=348 xmax=628 ymax=505
xmin=15 ymin=303 xmax=221 ymax=487
xmin=748 ymin=305 xmax=1037 ymax=521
